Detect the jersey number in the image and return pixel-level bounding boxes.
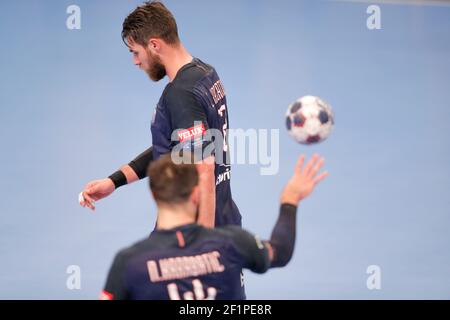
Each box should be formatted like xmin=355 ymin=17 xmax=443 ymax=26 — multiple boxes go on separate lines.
xmin=218 ymin=104 xmax=228 ymax=152
xmin=167 ymin=279 xmax=217 ymax=300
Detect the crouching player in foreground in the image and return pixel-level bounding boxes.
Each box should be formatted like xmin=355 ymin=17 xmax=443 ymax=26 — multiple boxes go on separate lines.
xmin=101 ymin=154 xmax=328 ymax=300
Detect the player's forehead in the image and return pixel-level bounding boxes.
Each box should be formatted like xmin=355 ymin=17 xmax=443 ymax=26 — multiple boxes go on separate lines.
xmin=126 ymin=37 xmax=143 ymax=52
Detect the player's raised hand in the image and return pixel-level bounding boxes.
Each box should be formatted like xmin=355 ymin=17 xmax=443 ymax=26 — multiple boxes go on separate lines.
xmin=280 ymin=154 xmax=328 ymax=205
xmin=78 ymin=178 xmax=115 ymax=211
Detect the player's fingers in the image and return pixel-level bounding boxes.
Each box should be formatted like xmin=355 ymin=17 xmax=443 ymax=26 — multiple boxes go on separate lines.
xmin=84 ymin=185 xmax=103 ymax=203
xmin=82 ymin=192 xmax=96 ymax=210
xmin=78 ymin=192 xmax=86 ymax=207
xmin=309 ymin=157 xmax=325 ymax=178
xmin=90 ymin=194 xmax=101 ymax=201
xmin=303 ymin=154 xmax=319 ymax=175
xmin=295 ymin=155 xmax=305 ymax=174
xmin=313 ymin=171 xmax=328 ymax=186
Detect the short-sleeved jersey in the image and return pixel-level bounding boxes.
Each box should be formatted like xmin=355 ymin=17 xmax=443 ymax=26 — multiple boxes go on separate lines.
xmin=101 ymin=224 xmax=269 ymax=300
xmin=150 ymin=58 xmax=241 ymax=227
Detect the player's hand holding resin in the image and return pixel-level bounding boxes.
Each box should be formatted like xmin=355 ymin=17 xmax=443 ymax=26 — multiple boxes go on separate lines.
xmin=281 ymin=154 xmax=328 ymax=206
xmin=79 ymin=179 xmax=115 ymax=211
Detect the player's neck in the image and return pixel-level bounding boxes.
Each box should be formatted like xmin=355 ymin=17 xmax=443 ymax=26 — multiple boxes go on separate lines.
xmin=156 ymin=205 xmax=197 ymax=230
xmin=163 ymin=43 xmax=193 ymax=82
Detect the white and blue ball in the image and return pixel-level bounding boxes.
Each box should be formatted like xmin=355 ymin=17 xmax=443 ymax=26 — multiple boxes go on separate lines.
xmin=286 ymin=95 xmax=334 ymax=145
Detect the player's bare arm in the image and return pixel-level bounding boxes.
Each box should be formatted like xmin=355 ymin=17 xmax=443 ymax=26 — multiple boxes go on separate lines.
xmin=196 ymin=155 xmax=216 ymax=228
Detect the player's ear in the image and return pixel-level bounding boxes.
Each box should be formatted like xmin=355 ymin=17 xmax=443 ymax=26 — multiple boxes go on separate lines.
xmin=147 ymin=38 xmax=161 ymax=52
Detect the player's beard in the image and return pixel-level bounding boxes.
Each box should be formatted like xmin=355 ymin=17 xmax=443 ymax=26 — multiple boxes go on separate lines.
xmin=145 ymin=49 xmax=166 ymax=82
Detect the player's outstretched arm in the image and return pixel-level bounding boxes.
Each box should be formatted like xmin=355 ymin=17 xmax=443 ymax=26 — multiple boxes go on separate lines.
xmin=268 ymin=154 xmax=328 ymax=267
xmin=79 ymin=147 xmax=154 ymax=211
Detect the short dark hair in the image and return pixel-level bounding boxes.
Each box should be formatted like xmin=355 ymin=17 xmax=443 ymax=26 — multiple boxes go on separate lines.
xmin=122 ymin=1 xmax=180 ymax=47
xmin=147 ymin=154 xmax=198 ymax=204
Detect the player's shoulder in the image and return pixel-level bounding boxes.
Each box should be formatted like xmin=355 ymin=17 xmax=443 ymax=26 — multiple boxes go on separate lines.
xmin=170 ymin=58 xmax=215 ymax=91
xmin=112 ymin=237 xmax=154 ymax=263
xmin=211 ymin=226 xmax=268 ymax=272
xmin=212 ymin=225 xmax=257 ymax=245
xmin=215 ymin=224 xmax=244 ymax=235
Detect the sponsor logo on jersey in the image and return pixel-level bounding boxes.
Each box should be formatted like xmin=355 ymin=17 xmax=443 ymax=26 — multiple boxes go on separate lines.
xmin=216 ymin=168 xmax=231 ymax=185
xmin=177 ymin=124 xmax=206 ymax=142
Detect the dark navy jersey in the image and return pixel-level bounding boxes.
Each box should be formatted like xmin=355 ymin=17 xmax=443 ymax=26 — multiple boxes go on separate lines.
xmin=101 ymin=224 xmax=270 ymax=300
xmin=150 ymin=58 xmax=241 ymax=227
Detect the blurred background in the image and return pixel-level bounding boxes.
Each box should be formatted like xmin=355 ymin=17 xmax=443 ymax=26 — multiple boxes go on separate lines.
xmin=0 ymin=0 xmax=449 ymax=299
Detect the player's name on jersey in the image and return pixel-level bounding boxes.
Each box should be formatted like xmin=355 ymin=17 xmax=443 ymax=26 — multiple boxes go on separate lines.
xmin=147 ymin=250 xmax=225 ymax=282
xmin=209 ymin=79 xmax=226 ymax=105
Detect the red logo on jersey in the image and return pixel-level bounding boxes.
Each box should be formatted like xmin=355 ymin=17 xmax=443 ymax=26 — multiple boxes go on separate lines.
xmin=177 ymin=124 xmax=206 ymax=143
xmin=99 ymin=290 xmax=114 ymax=300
